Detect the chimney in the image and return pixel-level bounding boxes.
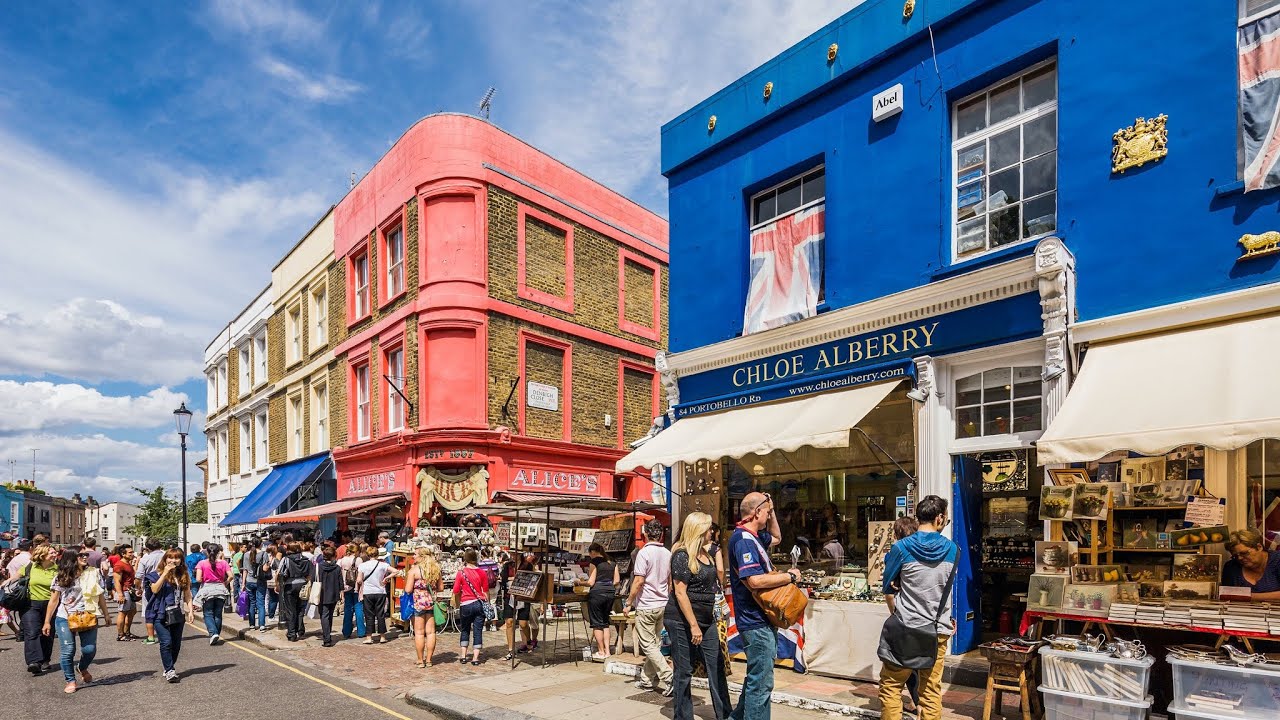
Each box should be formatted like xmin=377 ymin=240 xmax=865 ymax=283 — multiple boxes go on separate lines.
xmin=71 ymin=493 xmax=83 ymax=503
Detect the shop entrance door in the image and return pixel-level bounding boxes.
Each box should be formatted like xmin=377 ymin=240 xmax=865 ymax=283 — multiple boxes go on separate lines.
xmin=951 ymin=455 xmax=983 ymax=654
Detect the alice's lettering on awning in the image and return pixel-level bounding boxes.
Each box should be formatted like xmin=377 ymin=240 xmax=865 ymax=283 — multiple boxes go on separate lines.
xmin=508 ymin=466 xmax=601 ymax=496
xmin=346 ymin=470 xmax=397 ymax=497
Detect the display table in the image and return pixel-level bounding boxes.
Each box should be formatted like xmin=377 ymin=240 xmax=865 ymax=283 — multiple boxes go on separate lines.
xmin=1019 ymin=610 xmax=1276 ymax=652
xmin=802 ymin=599 xmax=889 ymax=681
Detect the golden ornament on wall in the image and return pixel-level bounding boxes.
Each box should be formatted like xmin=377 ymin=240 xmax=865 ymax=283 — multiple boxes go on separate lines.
xmin=903 ymin=0 xmax=916 ymax=19
xmin=1111 ymin=114 xmax=1168 ymax=174
xmin=1238 ymin=231 xmax=1280 ymax=261
xmin=763 ymin=82 xmax=773 ymax=100
xmin=707 ymin=115 xmax=717 ymax=132
xmin=827 ymin=43 xmax=838 ymax=62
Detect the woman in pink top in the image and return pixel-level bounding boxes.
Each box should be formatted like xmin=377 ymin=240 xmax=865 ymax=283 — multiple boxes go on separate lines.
xmin=451 ymin=549 xmax=490 ymax=665
xmin=194 ymin=545 xmax=232 ymax=645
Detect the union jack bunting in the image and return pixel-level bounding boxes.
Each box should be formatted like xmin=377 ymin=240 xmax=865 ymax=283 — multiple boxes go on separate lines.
xmin=1240 ymin=13 xmax=1280 ymax=192
xmin=724 ymin=593 xmax=808 ymax=674
xmin=743 ymin=205 xmax=825 ymax=335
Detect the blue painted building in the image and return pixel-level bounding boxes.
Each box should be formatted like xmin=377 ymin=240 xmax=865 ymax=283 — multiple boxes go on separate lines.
xmin=618 ymin=0 xmax=1280 ymax=672
xmin=0 ymin=485 xmax=24 ymax=545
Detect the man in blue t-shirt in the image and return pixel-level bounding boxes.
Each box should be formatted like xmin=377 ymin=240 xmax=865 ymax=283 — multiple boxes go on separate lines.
xmin=728 ymin=492 xmax=799 ymax=720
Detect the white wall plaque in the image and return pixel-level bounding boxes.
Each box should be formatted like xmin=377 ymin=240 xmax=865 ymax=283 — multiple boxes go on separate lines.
xmin=873 ymin=83 xmax=904 ymax=122
xmin=526 ymin=381 xmax=559 ymax=411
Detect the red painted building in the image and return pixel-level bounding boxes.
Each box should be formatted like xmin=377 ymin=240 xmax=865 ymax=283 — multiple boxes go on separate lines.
xmin=330 ymin=114 xmax=668 ymax=524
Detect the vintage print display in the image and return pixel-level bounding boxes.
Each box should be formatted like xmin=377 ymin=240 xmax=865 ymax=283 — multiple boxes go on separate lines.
xmin=1172 ymin=553 xmax=1222 ymax=582
xmin=1072 ymin=484 xmax=1112 ymax=520
xmin=1122 ymin=518 xmax=1160 ymax=548
xmin=1130 ymin=483 xmax=1163 ymax=507
xmin=1163 ymin=581 xmax=1217 ymax=601
xmin=1072 ymin=564 xmax=1123 ymax=583
xmin=980 ymin=450 xmax=1030 ymax=493
xmin=1061 ymin=584 xmax=1118 ymax=616
xmin=1121 ymin=457 xmax=1166 ymax=488
xmin=1171 ymin=525 xmax=1227 ymax=548
xmin=1028 ymin=574 xmax=1068 ymax=611
xmin=1126 ymin=564 xmax=1171 ymax=582
xmin=1040 ymin=486 xmax=1075 ymax=520
xmin=1115 ymin=582 xmax=1141 ymax=604
xmin=1035 ymin=541 xmax=1078 ymax=575
xmin=1095 ymin=462 xmax=1120 ymax=484
xmin=509 ymin=570 xmax=545 ymax=600
xmin=1047 ymin=468 xmax=1090 ymax=487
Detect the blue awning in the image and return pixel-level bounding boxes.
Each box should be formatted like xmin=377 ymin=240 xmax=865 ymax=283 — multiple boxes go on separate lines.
xmin=220 ymin=453 xmax=331 ymax=527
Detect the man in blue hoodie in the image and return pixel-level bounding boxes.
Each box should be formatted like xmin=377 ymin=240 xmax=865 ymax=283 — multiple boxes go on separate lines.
xmin=877 ymin=495 xmax=958 ymax=720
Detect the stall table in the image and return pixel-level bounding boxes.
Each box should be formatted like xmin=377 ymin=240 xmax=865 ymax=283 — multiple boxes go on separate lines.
xmin=802 ymin=599 xmax=890 ymax=681
xmin=1020 ymin=610 xmax=1275 ymax=652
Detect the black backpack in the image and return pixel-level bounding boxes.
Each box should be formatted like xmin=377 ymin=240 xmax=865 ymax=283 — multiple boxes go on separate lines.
xmin=0 ymin=562 xmax=32 ymax=612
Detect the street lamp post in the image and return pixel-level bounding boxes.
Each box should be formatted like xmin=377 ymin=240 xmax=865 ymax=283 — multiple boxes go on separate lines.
xmin=173 ymin=402 xmax=194 ymax=551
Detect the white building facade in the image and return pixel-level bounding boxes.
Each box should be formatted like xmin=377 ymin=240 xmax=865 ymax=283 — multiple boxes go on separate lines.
xmin=85 ymin=501 xmax=141 ymax=549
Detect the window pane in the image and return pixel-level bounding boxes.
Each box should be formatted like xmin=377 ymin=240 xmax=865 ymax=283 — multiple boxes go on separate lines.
xmin=990 ymin=167 xmax=1020 ymax=206
xmin=1023 ymin=193 xmax=1056 ymax=238
xmin=803 ymin=169 xmax=826 ymax=203
xmin=1013 ymin=367 xmax=1041 ymax=397
xmin=956 ymin=96 xmax=987 ymax=138
xmin=753 ymin=192 xmax=776 ymax=225
xmin=956 ymin=217 xmax=986 ymax=256
xmin=1022 ymin=65 xmax=1056 ymax=109
xmin=983 ymin=402 xmax=1012 ymax=435
xmin=956 ymin=406 xmax=982 ymax=438
xmin=957 ymin=180 xmax=985 ymax=220
xmin=990 ymin=81 xmax=1020 ymax=125
xmin=776 ymin=179 xmax=803 ymax=215
xmin=989 ymin=205 xmax=1020 ymax=248
xmin=1023 ymin=111 xmax=1057 ymax=158
xmin=1012 ymin=398 xmax=1042 ymax=433
xmin=957 ymin=142 xmax=986 ymax=182
xmin=956 ymin=374 xmax=983 ymax=406
xmin=990 ymin=127 xmax=1020 ymax=171
xmin=983 ymin=367 xmax=1012 ymax=401
xmin=1023 ymin=152 xmax=1056 ymax=198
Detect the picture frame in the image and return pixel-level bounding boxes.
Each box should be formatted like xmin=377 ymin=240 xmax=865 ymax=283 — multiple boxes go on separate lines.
xmin=1095 ymin=462 xmax=1121 ymax=484
xmin=1040 ymin=486 xmax=1075 ymax=521
xmin=1130 ymin=483 xmax=1163 ymax=507
xmin=1048 ymin=468 xmax=1091 ymax=487
xmin=1138 ymin=581 xmax=1166 ymax=599
xmin=1125 ymin=563 xmax=1171 ymax=582
xmin=1071 ymin=564 xmax=1124 ymax=583
xmin=1122 ymin=518 xmax=1159 ymax=549
xmin=1121 ymin=457 xmax=1166 ymax=488
xmin=1173 ymin=553 xmax=1222 ymax=583
xmin=1072 ymin=484 xmax=1112 ymax=520
xmin=1027 ymin=574 xmax=1069 ymax=611
xmin=1115 ymin=582 xmax=1141 ymax=604
xmin=1035 ymin=541 xmax=1078 ymax=575
xmin=1163 ymin=581 xmax=1217 ymax=601
xmin=1062 ymin=583 xmax=1118 ymax=617
xmin=1171 ymin=525 xmax=1228 ymax=549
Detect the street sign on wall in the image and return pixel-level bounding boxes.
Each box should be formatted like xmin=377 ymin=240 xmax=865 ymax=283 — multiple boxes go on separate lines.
xmin=526 ymin=381 xmax=559 ymax=411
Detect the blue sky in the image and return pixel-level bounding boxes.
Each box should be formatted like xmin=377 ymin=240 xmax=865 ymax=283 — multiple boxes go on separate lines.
xmin=0 ymin=0 xmax=851 ymax=504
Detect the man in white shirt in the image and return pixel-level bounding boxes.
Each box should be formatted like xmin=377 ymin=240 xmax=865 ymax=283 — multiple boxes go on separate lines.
xmin=820 ymin=535 xmax=845 ymax=567
xmin=623 ymin=519 xmax=673 ymax=695
xmin=4 ymin=537 xmax=32 ymax=580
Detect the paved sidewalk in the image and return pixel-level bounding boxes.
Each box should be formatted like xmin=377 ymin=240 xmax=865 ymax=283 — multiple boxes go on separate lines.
xmin=217 ymin=613 xmax=1014 ymax=720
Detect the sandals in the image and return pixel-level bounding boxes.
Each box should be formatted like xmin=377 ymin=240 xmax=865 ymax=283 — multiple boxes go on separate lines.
xmin=470 ymin=660 xmax=481 ymax=666
xmin=64 ymin=682 xmax=77 ymax=694
xmin=415 ymin=661 xmax=426 ymax=668
xmin=503 ymin=652 xmax=515 ymax=661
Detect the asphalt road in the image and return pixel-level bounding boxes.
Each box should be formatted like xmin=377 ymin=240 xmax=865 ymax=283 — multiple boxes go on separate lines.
xmin=0 ymin=620 xmax=440 ymax=720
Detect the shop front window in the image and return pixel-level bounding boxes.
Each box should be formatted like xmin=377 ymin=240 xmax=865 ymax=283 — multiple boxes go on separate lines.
xmin=1246 ymin=438 xmax=1280 ymax=536
xmin=955 ymin=366 xmax=1042 ymax=439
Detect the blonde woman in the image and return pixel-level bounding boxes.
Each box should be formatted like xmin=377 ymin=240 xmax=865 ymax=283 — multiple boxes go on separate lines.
xmin=406 ymin=546 xmax=443 ymax=667
xmin=20 ymin=543 xmax=58 ymax=674
xmin=665 ymin=512 xmax=730 ymax=720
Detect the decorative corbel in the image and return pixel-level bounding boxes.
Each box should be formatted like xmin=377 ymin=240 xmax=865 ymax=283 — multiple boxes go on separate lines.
xmin=655 ymin=351 xmax=681 ymax=416
xmin=1035 ymin=237 xmax=1076 ymax=382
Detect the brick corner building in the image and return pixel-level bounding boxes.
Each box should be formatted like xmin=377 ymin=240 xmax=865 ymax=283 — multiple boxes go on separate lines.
xmin=331 ymin=113 xmax=669 ymax=524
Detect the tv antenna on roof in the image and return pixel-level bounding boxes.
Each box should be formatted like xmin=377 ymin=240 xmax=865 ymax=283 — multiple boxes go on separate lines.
xmin=478 ymin=87 xmax=496 ymax=119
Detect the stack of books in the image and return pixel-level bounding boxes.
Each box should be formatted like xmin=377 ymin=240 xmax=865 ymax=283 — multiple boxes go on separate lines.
xmin=1164 ymin=602 xmax=1194 ymax=626
xmin=1184 ymin=691 xmax=1245 ymax=716
xmin=1135 ymin=602 xmax=1166 ymax=625
xmin=1189 ymin=605 xmax=1225 ymax=629
xmin=1223 ymin=604 xmax=1271 ymax=634
xmin=1108 ymin=602 xmax=1138 ymax=623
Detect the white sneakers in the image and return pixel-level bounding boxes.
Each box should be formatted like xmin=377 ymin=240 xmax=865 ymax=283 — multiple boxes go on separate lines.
xmin=209 ymin=634 xmax=220 ymax=646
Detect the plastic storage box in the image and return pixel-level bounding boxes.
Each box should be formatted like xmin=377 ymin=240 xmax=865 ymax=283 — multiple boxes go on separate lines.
xmin=1167 ymin=655 xmax=1280 ymax=719
xmin=1039 ymin=647 xmax=1155 ymax=702
xmin=1039 ymin=686 xmax=1152 ymax=720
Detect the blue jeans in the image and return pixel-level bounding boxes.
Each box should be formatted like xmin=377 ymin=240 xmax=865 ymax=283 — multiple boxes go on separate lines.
xmin=54 ymin=618 xmax=97 ymax=682
xmin=246 ymin=583 xmax=261 ymax=627
xmin=267 ymin=587 xmax=279 ymax=619
xmin=458 ymin=601 xmax=484 ymax=648
xmin=202 ymin=597 xmax=226 ymax=636
xmin=731 ymin=626 xmax=777 ymax=720
xmin=153 ymin=621 xmax=183 ymax=674
xmin=342 ymin=590 xmax=366 ymax=638
xmin=232 ymin=576 xmax=241 ymax=608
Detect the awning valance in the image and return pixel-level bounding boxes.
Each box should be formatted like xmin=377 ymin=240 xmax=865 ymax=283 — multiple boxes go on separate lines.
xmin=1037 ymin=314 xmax=1280 ymax=465
xmin=615 ymin=380 xmax=901 ymax=472
xmin=257 ymin=493 xmax=403 ymax=524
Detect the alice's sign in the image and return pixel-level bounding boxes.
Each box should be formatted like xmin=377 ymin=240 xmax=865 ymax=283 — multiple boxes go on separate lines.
xmin=345 ymin=470 xmax=400 ymax=498
xmin=507 ymin=465 xmax=603 ymax=497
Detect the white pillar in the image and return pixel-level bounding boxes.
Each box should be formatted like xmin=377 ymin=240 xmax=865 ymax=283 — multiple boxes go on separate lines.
xmin=913 ymin=355 xmax=951 ymax=517
xmin=1036 ymin=238 xmax=1077 ymax=441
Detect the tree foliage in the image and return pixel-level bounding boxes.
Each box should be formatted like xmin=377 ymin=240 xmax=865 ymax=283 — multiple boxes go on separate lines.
xmin=124 ymin=486 xmax=179 ymax=542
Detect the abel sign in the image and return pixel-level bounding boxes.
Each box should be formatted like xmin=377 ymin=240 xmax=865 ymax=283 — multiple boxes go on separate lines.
xmin=873 ymin=83 xmax=903 ymax=122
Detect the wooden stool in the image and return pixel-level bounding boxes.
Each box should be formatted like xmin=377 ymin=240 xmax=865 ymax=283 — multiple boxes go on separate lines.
xmin=980 ymin=647 xmax=1042 ymax=720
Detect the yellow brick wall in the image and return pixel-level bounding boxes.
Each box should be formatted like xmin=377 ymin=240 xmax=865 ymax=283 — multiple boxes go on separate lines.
xmin=404 ymin=319 xmax=419 ymax=429
xmin=269 ymin=393 xmax=286 ymax=465
xmin=267 ymin=312 xmax=285 ymax=384
xmin=227 ymin=419 xmax=240 ymax=477
xmin=523 ymin=215 xmax=567 ymax=297
xmin=622 ymin=367 xmax=655 ymax=447
xmin=522 ymin=340 xmax=565 ymax=441
xmin=329 ymin=361 xmax=348 ymax=448
xmin=226 ymin=348 xmax=240 ymax=405
xmin=623 ymin=258 xmax=656 ymax=328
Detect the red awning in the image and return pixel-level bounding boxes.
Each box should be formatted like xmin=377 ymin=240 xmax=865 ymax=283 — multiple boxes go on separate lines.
xmin=257 ymin=494 xmax=403 ymax=524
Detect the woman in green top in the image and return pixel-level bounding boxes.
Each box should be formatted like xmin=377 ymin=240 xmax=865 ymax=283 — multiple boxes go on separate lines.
xmin=22 ymin=544 xmax=58 ymax=674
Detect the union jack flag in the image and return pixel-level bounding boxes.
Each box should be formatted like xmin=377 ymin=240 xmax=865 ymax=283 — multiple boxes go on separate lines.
xmin=724 ymin=592 xmax=807 ymax=674
xmin=743 ymin=205 xmax=825 ymax=335
xmin=1241 ymin=13 xmax=1280 ymax=191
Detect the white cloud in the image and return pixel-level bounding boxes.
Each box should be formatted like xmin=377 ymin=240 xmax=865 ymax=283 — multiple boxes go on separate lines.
xmin=258 ymin=56 xmax=362 ymax=103
xmin=0 ymin=380 xmax=197 ymax=434
xmin=0 ymin=432 xmax=198 ymax=503
xmin=204 ymin=0 xmax=324 ymax=41
xmin=485 ymin=0 xmax=857 ymax=211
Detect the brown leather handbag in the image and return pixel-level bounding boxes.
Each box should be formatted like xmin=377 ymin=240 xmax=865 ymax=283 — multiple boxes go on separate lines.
xmin=742 ymin=533 xmax=808 ymax=628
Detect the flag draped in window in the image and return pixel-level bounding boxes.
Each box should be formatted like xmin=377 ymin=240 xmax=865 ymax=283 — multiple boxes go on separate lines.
xmin=743 ymin=204 xmax=825 ymax=334
xmin=1240 ymin=14 xmax=1280 ymax=192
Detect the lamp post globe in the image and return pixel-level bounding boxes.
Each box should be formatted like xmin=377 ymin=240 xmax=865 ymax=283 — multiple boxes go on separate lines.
xmin=173 ymin=402 xmax=194 ymax=551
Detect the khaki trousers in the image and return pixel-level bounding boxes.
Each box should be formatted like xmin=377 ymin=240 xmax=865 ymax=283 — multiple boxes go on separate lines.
xmin=633 ymin=607 xmax=673 ymax=689
xmin=879 ymin=636 xmax=948 ymax=720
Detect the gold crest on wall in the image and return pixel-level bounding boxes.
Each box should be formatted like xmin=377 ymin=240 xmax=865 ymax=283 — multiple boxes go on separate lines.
xmin=1112 ymin=115 xmax=1168 ymax=174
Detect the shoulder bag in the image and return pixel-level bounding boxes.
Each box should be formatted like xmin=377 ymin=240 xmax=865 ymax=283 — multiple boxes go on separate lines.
xmin=877 ymin=561 xmax=958 ymax=670
xmin=163 ymin=580 xmax=185 ymax=626
xmin=459 ymin=568 xmax=496 ymax=621
xmin=741 ymin=533 xmax=808 ymax=629
xmin=0 ymin=562 xmax=32 ymax=612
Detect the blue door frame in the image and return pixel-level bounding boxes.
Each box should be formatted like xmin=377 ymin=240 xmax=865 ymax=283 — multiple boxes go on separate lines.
xmin=951 ymin=455 xmax=984 ymax=654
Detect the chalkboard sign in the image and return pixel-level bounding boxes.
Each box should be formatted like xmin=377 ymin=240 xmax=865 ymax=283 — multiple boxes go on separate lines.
xmin=592 ymin=529 xmax=633 ymax=554
xmin=510 ymin=570 xmax=544 ymax=600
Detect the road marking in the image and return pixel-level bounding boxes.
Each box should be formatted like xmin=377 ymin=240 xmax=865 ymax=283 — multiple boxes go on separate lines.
xmin=191 ymin=624 xmax=414 ymax=720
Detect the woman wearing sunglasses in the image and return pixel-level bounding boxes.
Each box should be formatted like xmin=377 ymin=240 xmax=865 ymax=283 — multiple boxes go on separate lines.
xmin=42 ymin=549 xmax=106 ymax=693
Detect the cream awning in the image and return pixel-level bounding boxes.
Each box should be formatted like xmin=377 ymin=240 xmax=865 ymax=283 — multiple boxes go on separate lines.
xmin=615 ymin=380 xmax=901 ymax=472
xmin=1037 ymin=313 xmax=1280 ymax=464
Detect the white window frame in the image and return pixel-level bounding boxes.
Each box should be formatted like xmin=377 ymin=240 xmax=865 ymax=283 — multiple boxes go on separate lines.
xmin=217 ymin=361 xmax=228 ymax=407
xmin=749 ymin=165 xmax=826 ymax=231
xmin=254 ymin=331 xmax=267 ymax=386
xmin=1241 ymin=0 xmax=1280 ymax=24
xmin=255 ymin=410 xmax=269 ymax=469
xmin=950 ymin=59 xmax=1058 ymax=263
xmin=207 ymin=371 xmax=217 ymax=411
xmin=289 ymin=393 xmax=304 ymax=459
xmin=287 ymin=303 xmax=302 ymax=365
xmin=218 ymin=428 xmax=229 ymax=480
xmin=208 ymin=436 xmax=218 ymax=479
xmin=386 ymin=347 xmax=405 ymax=432
xmin=946 ymin=348 xmax=1046 ymax=455
xmin=239 ymin=417 xmax=252 ymax=474
xmin=311 ymin=283 xmax=328 ymax=348
xmin=385 ymin=225 xmax=405 ymax=299
xmin=238 ymin=345 xmax=251 ymax=398
xmin=353 ymin=254 xmax=370 ymax=318
xmin=311 ymin=380 xmax=329 ymax=452
xmin=356 ymin=363 xmax=371 ymax=440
